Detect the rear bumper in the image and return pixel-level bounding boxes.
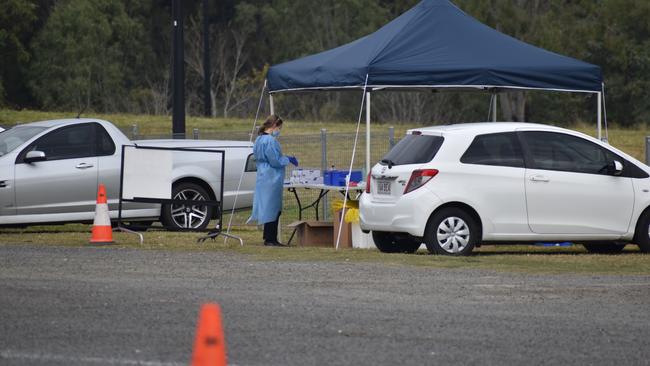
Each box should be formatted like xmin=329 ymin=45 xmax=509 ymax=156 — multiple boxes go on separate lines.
xmin=359 ymin=187 xmax=441 ymax=237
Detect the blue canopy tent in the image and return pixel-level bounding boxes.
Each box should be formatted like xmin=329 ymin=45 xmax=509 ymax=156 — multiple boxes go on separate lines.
xmin=266 ymin=0 xmax=606 ymax=173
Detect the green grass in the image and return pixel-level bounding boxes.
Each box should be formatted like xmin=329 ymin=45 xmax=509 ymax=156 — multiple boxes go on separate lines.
xmin=2 ymin=109 xmax=647 ymax=161
xmin=0 ymin=109 xmax=377 ymax=135
xmin=1 ymin=224 xmax=648 ymax=276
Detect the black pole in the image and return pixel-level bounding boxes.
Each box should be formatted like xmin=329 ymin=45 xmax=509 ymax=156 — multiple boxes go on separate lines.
xmin=202 ymin=0 xmax=212 ymax=117
xmin=172 ymin=0 xmax=185 ymax=139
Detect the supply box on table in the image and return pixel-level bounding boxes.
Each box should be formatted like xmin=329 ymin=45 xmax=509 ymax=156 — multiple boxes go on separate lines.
xmin=289 ymin=168 xmax=323 ymax=185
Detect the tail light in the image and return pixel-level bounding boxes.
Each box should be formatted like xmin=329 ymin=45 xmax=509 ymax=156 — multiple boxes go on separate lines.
xmin=404 ymin=169 xmax=438 ymax=194
xmin=365 ymin=171 xmax=371 ymax=193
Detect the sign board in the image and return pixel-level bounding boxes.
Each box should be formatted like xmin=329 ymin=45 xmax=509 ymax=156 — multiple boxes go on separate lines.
xmin=122 ymin=146 xmax=172 ymax=200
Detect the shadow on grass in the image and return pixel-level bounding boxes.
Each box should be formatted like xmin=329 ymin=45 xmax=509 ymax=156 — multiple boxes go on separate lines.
xmin=0 ymin=226 xmax=89 ymax=234
xmin=407 ymin=245 xmax=643 ymax=257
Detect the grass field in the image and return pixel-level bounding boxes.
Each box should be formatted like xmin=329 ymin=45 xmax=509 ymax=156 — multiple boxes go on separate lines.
xmin=2 ymin=108 xmax=647 ymax=160
xmin=1 ymin=109 xmax=649 ymax=275
xmin=0 ymin=224 xmax=648 ymax=275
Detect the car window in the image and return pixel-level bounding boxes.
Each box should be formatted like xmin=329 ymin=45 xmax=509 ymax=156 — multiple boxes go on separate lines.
xmin=460 ymin=132 xmax=524 ymax=168
xmin=522 ymin=131 xmax=620 ymax=175
xmin=381 ymin=134 xmax=444 ymax=166
xmin=245 ymin=153 xmax=257 ymax=172
xmin=96 ymin=124 xmax=116 ymax=156
xmin=0 ymin=126 xmax=47 ymax=157
xmin=25 ymin=124 xmax=95 ymax=161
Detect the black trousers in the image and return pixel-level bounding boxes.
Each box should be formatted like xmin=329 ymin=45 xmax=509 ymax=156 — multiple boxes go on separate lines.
xmin=263 ymin=211 xmax=281 ymax=243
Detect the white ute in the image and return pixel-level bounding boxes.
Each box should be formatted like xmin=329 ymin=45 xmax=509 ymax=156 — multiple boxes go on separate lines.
xmin=0 ymin=118 xmax=256 ymax=230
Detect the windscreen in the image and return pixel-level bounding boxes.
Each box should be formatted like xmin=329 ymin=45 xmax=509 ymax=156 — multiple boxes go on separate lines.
xmin=0 ymin=126 xmax=47 ymax=157
xmin=380 ymin=134 xmax=444 ymax=166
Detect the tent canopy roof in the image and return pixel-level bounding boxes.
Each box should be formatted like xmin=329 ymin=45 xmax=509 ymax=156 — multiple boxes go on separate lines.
xmin=267 ymin=0 xmax=602 ymax=94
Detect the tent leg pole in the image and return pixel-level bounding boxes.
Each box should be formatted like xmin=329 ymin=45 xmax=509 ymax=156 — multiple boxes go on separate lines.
xmin=597 ymin=92 xmax=602 ymax=140
xmin=366 ymin=92 xmax=371 ymax=174
xmin=492 ymin=93 xmax=498 ymax=122
xmin=270 ymin=94 xmax=275 ymax=115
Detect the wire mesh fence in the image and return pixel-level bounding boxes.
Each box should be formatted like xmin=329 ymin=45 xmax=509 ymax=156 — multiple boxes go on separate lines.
xmin=273 ymin=131 xmax=394 ymax=243
xmin=127 ymin=125 xmax=398 ymax=244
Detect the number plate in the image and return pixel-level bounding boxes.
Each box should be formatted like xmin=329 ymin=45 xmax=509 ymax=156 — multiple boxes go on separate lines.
xmin=377 ymin=180 xmax=391 ymax=195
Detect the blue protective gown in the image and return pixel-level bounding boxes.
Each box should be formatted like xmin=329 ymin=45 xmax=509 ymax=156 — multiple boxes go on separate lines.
xmin=248 ymin=134 xmax=289 ymax=224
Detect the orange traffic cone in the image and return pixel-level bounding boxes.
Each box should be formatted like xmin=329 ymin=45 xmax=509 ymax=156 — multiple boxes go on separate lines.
xmin=191 ymin=303 xmax=227 ymax=366
xmin=90 ymin=184 xmax=113 ymax=244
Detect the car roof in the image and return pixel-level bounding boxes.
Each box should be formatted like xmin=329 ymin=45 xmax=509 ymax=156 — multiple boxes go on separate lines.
xmin=12 ymin=118 xmax=108 ymax=128
xmin=134 ymin=139 xmax=254 ymax=148
xmin=409 ymin=122 xmax=569 ymax=135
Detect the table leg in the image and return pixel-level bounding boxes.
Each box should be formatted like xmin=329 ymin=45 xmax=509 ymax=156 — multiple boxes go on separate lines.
xmin=313 ymin=189 xmax=329 ymax=221
xmin=290 ymin=187 xmax=303 ymax=220
xmin=287 ymin=187 xmax=302 ymax=245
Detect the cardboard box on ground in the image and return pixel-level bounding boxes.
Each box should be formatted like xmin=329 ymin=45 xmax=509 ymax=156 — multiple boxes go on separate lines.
xmin=333 ymin=208 xmax=352 ymax=248
xmin=287 ymin=209 xmax=353 ymax=248
xmin=287 ymin=221 xmax=333 ymax=247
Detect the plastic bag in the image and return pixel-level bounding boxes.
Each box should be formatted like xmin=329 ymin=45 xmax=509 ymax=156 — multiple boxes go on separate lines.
xmin=331 ymin=198 xmax=359 ymax=223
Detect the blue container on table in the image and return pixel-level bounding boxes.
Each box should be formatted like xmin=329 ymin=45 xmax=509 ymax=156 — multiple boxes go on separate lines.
xmin=348 ymin=170 xmax=363 ymax=184
xmin=333 ymin=170 xmax=363 ymax=186
xmin=332 ymin=171 xmax=346 ymax=186
xmin=324 ymin=170 xmax=363 ymax=186
xmin=323 ymin=170 xmax=333 ymax=185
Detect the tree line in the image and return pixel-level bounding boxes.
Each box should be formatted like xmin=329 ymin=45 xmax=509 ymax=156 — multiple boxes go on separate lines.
xmin=1 ymin=0 xmax=648 ymax=126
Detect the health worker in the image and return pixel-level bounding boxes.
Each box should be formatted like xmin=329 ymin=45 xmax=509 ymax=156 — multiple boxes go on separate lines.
xmin=248 ymin=115 xmax=298 ymax=246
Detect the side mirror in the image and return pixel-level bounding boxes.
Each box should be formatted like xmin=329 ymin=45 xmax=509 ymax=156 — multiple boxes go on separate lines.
xmin=24 ymin=150 xmax=46 ymax=164
xmin=608 ymin=160 xmax=623 ymax=176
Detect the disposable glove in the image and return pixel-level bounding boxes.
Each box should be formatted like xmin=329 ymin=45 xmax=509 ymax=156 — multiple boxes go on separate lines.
xmin=288 ymin=156 xmax=299 ymax=166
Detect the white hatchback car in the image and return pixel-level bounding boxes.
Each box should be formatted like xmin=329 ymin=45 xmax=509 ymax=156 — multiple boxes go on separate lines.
xmin=360 ymin=122 xmax=650 ymax=256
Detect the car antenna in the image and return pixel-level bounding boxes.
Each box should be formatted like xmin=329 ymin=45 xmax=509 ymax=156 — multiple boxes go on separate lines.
xmin=76 ymin=104 xmax=88 ymax=119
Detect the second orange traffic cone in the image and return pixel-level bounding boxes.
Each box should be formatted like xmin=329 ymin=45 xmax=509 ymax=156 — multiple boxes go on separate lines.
xmin=191 ymin=303 xmax=227 ymax=366
xmin=90 ymin=184 xmax=113 ymax=244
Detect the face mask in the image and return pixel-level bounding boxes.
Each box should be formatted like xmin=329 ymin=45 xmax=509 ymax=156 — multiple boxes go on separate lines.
xmin=271 ymin=130 xmax=281 ymax=137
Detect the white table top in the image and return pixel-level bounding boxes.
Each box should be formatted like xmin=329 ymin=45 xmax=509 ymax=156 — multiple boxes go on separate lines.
xmin=284 ymin=182 xmax=366 ymax=191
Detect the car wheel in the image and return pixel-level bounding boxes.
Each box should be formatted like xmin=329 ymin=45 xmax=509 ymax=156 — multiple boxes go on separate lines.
xmin=634 ymin=210 xmax=650 ymax=253
xmin=582 ymin=243 xmax=626 ymax=254
xmin=424 ymin=208 xmax=478 ymax=256
xmin=161 ymin=182 xmax=213 ymax=231
xmin=372 ymin=231 xmax=422 ymax=253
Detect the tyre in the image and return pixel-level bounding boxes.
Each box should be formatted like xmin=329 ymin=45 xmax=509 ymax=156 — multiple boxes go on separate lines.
xmin=424 ymin=207 xmax=478 ymax=256
xmin=582 ymin=243 xmax=626 ymax=254
xmin=161 ymin=182 xmax=213 ymax=230
xmin=634 ymin=210 xmax=650 ymax=253
xmin=372 ymin=231 xmax=422 ymax=253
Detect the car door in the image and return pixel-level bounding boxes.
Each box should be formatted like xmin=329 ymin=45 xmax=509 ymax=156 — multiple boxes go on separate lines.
xmin=520 ymin=131 xmax=634 ymax=235
xmin=14 ymin=124 xmax=99 ymax=216
xmin=94 ymin=124 xmax=122 ymax=212
xmin=458 ymin=132 xmax=529 ymax=235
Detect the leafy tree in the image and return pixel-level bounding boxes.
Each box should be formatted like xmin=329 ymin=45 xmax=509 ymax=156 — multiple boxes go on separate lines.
xmin=1 ymin=0 xmax=648 ymax=126
xmin=0 ymin=0 xmax=38 ymax=106
xmin=28 ymin=0 xmax=154 ymax=112
xmin=595 ymin=0 xmax=650 ymax=125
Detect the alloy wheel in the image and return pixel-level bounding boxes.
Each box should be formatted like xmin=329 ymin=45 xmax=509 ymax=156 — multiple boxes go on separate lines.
xmin=170 ymin=189 xmax=208 ymax=229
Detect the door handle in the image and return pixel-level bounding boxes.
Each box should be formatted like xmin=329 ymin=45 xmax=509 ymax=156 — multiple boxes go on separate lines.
xmin=530 ymin=175 xmax=550 ymax=182
xmin=75 ymin=163 xmax=94 ymax=169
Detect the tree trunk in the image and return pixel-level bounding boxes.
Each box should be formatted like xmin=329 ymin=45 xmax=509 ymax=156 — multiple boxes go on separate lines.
xmin=500 ymin=91 xmax=527 ymax=122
